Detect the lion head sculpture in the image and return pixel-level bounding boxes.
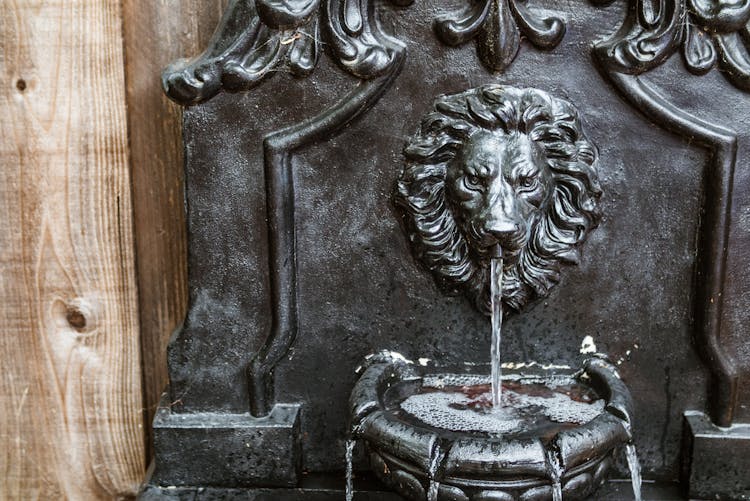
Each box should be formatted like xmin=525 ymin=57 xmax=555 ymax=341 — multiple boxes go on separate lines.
xmin=395 ymin=85 xmax=602 ymax=314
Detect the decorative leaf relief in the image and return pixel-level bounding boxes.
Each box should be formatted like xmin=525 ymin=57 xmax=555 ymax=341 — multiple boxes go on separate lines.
xmin=638 ymin=0 xmax=663 ymax=28
xmin=256 ymin=0 xmax=321 ymax=28
xmin=434 ymin=0 xmax=566 ymax=72
xmin=477 ymin=0 xmax=521 ymax=72
xmin=162 ymin=0 xmax=263 ymax=105
xmin=322 ymin=0 xmax=410 ymax=78
xmin=715 ymin=31 xmax=750 ymax=90
xmin=289 ymin=19 xmax=320 ymax=76
xmin=435 ymin=0 xmax=492 ymax=46
xmin=683 ymin=23 xmax=717 ymax=74
xmin=221 ymin=26 xmax=286 ymax=92
xmin=162 ymin=0 xmax=411 ymax=105
xmin=510 ymin=1 xmax=566 ymax=49
xmin=161 ymin=0 xmax=750 ymax=105
xmin=593 ymin=0 xmax=684 ymax=74
xmin=689 ymin=0 xmax=750 ymax=33
xmin=595 ymin=0 xmax=750 ymax=92
xmin=342 ymin=0 xmax=364 ymax=34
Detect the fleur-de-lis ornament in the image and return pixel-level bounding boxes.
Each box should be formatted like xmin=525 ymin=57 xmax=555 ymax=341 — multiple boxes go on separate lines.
xmin=434 ymin=0 xmax=566 ymax=72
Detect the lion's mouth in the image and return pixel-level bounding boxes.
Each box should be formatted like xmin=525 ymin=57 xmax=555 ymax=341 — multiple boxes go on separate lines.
xmin=474 ymin=242 xmax=524 ymax=266
xmin=467 ymin=223 xmax=528 ymax=261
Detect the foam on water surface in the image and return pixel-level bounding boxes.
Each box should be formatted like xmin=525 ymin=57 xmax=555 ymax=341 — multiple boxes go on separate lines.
xmin=397 ymin=375 xmax=605 ymax=435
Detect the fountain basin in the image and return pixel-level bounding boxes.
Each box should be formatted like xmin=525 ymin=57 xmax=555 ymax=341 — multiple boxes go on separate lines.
xmin=349 ymin=353 xmax=634 ymax=501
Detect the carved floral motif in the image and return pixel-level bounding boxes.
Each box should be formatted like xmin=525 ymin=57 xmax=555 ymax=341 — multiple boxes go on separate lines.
xmin=162 ymin=0 xmax=410 ymax=105
xmin=163 ymin=0 xmax=750 ymax=106
xmin=434 ymin=0 xmax=566 ymax=72
xmin=594 ymin=0 xmax=750 ymax=90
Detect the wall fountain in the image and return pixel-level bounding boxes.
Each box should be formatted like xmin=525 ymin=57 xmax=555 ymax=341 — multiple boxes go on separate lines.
xmin=141 ymin=0 xmax=750 ymax=499
xmin=347 ymin=85 xmax=639 ymax=501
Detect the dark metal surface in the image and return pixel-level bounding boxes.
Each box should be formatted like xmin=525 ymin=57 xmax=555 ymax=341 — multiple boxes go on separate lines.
xmin=249 ymin=58 xmax=404 ymax=417
xmin=145 ymin=0 xmax=750 ymax=497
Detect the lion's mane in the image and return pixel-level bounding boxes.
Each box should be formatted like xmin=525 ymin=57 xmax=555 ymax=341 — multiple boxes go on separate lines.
xmin=395 ymin=85 xmax=602 ymax=314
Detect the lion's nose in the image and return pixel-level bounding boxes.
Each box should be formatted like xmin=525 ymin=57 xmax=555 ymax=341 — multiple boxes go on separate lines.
xmin=485 ymin=220 xmax=526 ymax=252
xmin=487 ymin=220 xmax=522 ymax=235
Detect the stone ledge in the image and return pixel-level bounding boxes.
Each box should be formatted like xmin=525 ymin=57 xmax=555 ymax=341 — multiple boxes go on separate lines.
xmin=682 ymin=410 xmax=750 ymax=500
xmin=150 ymin=392 xmax=301 ymax=489
xmin=140 ymin=472 xmax=683 ymax=500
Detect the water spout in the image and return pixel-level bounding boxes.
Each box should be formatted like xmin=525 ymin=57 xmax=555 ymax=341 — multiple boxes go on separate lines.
xmin=490 ymin=244 xmax=504 ymax=408
xmin=625 ymin=442 xmax=642 ymax=501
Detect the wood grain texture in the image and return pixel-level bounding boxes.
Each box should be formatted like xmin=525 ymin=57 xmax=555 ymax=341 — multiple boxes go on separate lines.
xmin=0 ymin=0 xmax=145 ymax=498
xmin=121 ymin=0 xmax=226 ymax=455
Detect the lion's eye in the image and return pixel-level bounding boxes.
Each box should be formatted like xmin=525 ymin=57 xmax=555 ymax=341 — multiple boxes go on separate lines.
xmin=465 ymin=175 xmax=482 ymax=189
xmin=519 ymin=175 xmax=538 ymax=189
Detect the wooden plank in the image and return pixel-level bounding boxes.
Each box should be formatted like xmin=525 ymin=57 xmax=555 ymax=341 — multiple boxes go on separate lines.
xmin=0 ymin=0 xmax=144 ymax=498
xmin=121 ymin=0 xmax=226 ymax=455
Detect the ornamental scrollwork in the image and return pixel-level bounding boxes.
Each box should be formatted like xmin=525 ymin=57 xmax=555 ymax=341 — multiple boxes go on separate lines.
xmin=594 ymin=0 xmax=750 ymax=91
xmin=163 ymin=0 xmax=750 ymax=107
xmin=162 ymin=0 xmax=410 ymax=105
xmin=162 ymin=0 xmax=748 ymax=426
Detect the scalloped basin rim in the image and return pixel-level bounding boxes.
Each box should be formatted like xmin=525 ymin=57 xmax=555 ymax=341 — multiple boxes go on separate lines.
xmin=349 ymin=354 xmax=634 ymax=499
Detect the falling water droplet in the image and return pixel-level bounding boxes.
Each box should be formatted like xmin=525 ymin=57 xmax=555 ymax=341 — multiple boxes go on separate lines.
xmin=345 ymin=439 xmax=356 ymax=501
xmin=490 ymin=255 xmax=504 ymax=407
xmin=625 ymin=442 xmax=642 ymax=501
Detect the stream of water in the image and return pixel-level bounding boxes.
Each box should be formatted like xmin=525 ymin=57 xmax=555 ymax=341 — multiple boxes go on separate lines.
xmin=625 ymin=442 xmax=643 ymax=501
xmin=490 ymin=257 xmax=504 ymax=407
xmin=427 ymin=479 xmax=439 ymax=501
xmin=426 ymin=443 xmax=443 ymax=501
xmin=545 ymin=447 xmax=564 ymax=501
xmin=344 ymin=439 xmax=355 ymax=501
xmin=552 ymin=479 xmax=563 ymax=501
